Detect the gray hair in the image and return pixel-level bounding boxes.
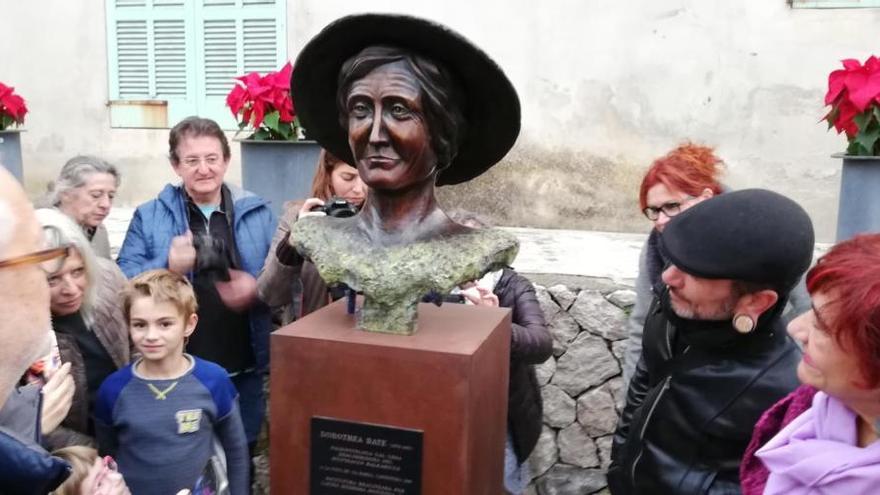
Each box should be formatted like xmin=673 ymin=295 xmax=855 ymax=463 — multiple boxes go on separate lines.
xmin=34 ymin=208 xmax=99 ymax=323
xmin=49 ymin=156 xmax=120 ymax=207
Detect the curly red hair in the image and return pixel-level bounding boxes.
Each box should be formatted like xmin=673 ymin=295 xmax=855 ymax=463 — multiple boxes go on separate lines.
xmin=638 ymin=143 xmax=725 ymax=210
xmin=806 ymin=234 xmax=880 ymax=387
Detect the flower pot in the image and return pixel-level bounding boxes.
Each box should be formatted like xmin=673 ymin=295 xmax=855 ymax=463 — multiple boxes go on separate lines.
xmin=240 ymin=140 xmax=322 ymax=217
xmin=835 ymin=153 xmax=880 ymax=241
xmin=0 ymin=130 xmax=23 ymax=182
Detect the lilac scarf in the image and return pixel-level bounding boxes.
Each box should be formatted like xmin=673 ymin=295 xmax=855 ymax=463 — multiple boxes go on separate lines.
xmin=756 ymin=391 xmax=880 ymax=494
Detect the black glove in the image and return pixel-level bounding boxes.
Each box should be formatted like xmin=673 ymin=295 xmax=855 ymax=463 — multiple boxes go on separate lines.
xmin=275 ymin=231 xmax=303 ymax=267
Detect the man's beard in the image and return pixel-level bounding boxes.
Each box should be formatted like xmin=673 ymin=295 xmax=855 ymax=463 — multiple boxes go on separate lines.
xmin=669 ymin=291 xmax=738 ymax=321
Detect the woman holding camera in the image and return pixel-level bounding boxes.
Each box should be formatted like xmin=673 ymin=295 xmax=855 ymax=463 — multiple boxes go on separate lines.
xmin=257 ymin=150 xmax=366 ymax=323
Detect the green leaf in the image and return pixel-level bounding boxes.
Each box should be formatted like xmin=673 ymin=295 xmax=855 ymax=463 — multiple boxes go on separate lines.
xmin=825 ymin=106 xmax=840 ymax=131
xmin=277 ymin=123 xmax=292 ymax=140
xmin=252 ymin=128 xmax=271 ymax=141
xmin=854 ymin=116 xmax=880 ymax=155
xmin=854 ymin=109 xmax=874 ymax=132
xmin=263 ymin=111 xmax=281 ymax=133
xmin=874 ymin=105 xmax=880 ymax=124
xmin=847 ymin=140 xmax=862 ymax=155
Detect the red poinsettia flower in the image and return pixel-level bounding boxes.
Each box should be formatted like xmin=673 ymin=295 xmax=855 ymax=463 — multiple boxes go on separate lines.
xmin=0 ymin=82 xmax=28 ymax=129
xmin=226 ymin=62 xmax=298 ymax=140
xmin=824 ymin=56 xmax=880 ymax=155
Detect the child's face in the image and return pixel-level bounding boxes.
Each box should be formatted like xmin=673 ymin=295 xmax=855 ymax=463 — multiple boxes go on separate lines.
xmin=129 ymin=296 xmax=196 ymax=364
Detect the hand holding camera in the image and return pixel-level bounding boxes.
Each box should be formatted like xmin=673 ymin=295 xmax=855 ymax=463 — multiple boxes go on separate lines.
xmin=298 ymin=196 xmax=358 ymax=220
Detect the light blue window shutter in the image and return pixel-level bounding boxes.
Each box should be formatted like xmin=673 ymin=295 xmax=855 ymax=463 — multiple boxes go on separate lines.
xmin=792 ymin=0 xmax=880 ymax=7
xmin=194 ymin=0 xmax=287 ymax=130
xmin=106 ymin=0 xmax=197 ymax=127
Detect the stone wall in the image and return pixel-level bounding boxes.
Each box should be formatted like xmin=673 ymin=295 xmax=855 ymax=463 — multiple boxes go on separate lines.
xmin=523 ymin=283 xmax=635 ymax=495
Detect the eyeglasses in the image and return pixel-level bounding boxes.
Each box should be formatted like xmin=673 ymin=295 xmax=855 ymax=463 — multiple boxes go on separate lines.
xmin=180 ymin=154 xmax=222 ymax=169
xmin=642 ymin=197 xmax=694 ymax=221
xmin=0 ymin=226 xmax=71 ymax=274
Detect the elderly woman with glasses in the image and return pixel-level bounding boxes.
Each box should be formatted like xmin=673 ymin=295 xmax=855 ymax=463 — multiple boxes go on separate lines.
xmin=48 ymin=156 xmax=121 ymax=260
xmin=33 ymin=209 xmax=131 ymax=449
xmin=740 ymin=234 xmax=880 ymax=494
xmin=621 ymin=143 xmax=723 ymax=384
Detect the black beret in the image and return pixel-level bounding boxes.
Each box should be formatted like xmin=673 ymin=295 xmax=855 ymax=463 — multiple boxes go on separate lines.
xmin=659 ymin=189 xmax=815 ymax=292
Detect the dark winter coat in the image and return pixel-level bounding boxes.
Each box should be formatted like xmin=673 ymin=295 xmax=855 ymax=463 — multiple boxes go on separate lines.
xmin=608 ymin=290 xmax=801 ymax=494
xmin=0 ymin=425 xmax=69 ymax=494
xmin=494 ymin=268 xmax=553 ymax=463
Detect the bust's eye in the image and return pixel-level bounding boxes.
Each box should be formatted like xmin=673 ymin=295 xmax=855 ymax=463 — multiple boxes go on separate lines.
xmin=390 ymin=103 xmax=411 ymax=118
xmin=349 ymin=102 xmax=370 ymax=118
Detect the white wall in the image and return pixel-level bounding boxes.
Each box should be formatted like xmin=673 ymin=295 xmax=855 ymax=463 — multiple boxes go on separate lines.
xmin=3 ymin=1 xmax=878 ymax=240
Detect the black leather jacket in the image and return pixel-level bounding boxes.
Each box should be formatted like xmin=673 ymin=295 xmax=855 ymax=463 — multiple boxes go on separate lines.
xmin=608 ymin=290 xmax=801 ymax=495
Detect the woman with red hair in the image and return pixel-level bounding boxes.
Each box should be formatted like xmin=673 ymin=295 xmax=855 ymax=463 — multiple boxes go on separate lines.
xmin=741 ymin=234 xmax=880 ymax=494
xmin=257 ymin=150 xmax=366 ymax=323
xmin=622 ymin=143 xmax=723 ymax=383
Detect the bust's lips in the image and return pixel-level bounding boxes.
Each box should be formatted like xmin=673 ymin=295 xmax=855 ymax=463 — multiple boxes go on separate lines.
xmin=364 ymin=156 xmax=399 ymax=169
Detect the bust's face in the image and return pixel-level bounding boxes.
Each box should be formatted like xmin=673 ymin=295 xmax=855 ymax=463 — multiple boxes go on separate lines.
xmin=345 ymin=61 xmax=437 ymax=191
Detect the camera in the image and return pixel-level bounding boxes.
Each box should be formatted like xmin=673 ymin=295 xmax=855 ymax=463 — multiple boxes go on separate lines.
xmin=193 ymin=234 xmax=231 ymax=281
xmin=311 ymin=197 xmax=358 ymax=218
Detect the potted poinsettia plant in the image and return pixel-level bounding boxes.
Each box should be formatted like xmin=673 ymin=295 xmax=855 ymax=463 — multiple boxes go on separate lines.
xmin=824 ymin=55 xmax=880 ymax=156
xmin=0 ymin=82 xmax=28 ymax=130
xmin=227 ymin=62 xmax=302 ymax=141
xmin=226 ymin=62 xmax=320 ymax=215
xmin=0 ymin=82 xmax=28 ymax=180
xmin=823 ymin=55 xmax=880 ymax=240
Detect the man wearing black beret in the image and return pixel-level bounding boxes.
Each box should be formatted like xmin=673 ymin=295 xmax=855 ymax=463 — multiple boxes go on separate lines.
xmin=608 ymin=189 xmax=815 ymax=494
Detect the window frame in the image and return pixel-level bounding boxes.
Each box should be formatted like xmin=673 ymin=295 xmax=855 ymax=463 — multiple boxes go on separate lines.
xmin=105 ymin=0 xmax=287 ymax=129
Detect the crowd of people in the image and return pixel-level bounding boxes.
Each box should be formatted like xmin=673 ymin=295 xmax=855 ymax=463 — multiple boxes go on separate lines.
xmin=1 ymin=12 xmax=878 ymax=495
xmin=3 ymin=120 xmax=878 ymax=494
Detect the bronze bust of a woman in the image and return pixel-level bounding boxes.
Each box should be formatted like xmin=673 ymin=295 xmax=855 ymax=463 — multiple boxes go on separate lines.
xmin=290 ymin=14 xmax=521 ymax=334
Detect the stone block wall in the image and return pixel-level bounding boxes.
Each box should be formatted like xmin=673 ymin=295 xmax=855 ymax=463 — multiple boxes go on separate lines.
xmin=523 ymin=284 xmax=635 ymax=495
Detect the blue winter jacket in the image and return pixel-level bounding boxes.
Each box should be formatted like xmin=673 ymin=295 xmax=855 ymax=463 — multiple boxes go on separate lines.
xmin=0 ymin=426 xmax=70 ymax=494
xmin=117 ymin=183 xmax=277 ymax=371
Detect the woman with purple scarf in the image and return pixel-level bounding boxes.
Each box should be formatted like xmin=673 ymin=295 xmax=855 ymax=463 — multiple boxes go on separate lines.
xmin=741 ymin=233 xmax=880 ymax=494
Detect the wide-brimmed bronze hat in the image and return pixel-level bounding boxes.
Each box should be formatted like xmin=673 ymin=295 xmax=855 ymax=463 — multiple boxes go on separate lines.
xmin=291 ymin=13 xmax=521 ymax=186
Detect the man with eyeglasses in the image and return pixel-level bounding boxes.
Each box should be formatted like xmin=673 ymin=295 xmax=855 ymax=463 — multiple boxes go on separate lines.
xmin=0 ymin=168 xmax=131 ymax=493
xmin=117 ymin=117 xmax=276 ymax=463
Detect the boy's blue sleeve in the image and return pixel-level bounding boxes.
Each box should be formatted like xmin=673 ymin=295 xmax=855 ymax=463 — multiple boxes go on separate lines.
xmin=192 ymin=358 xmax=237 ymax=418
xmin=93 ymin=368 xmax=132 ymax=456
xmin=216 ymin=399 xmax=249 ymax=495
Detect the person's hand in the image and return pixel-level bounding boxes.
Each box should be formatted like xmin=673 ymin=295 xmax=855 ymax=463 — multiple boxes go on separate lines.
xmin=215 ymin=269 xmax=258 ymax=312
xmin=461 ymin=286 xmax=499 ymax=307
xmin=168 ymin=231 xmax=197 ymax=274
xmin=40 ymin=362 xmax=74 ymax=434
xmin=298 ymin=198 xmax=326 ymax=219
xmin=81 ymin=458 xmax=131 ymax=495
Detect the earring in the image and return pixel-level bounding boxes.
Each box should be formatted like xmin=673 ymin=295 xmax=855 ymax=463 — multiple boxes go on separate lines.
xmin=733 ymin=314 xmax=755 ymax=334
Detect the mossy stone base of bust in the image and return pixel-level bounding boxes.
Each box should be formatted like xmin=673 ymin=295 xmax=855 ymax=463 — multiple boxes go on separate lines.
xmin=292 ymin=217 xmax=518 ymax=334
